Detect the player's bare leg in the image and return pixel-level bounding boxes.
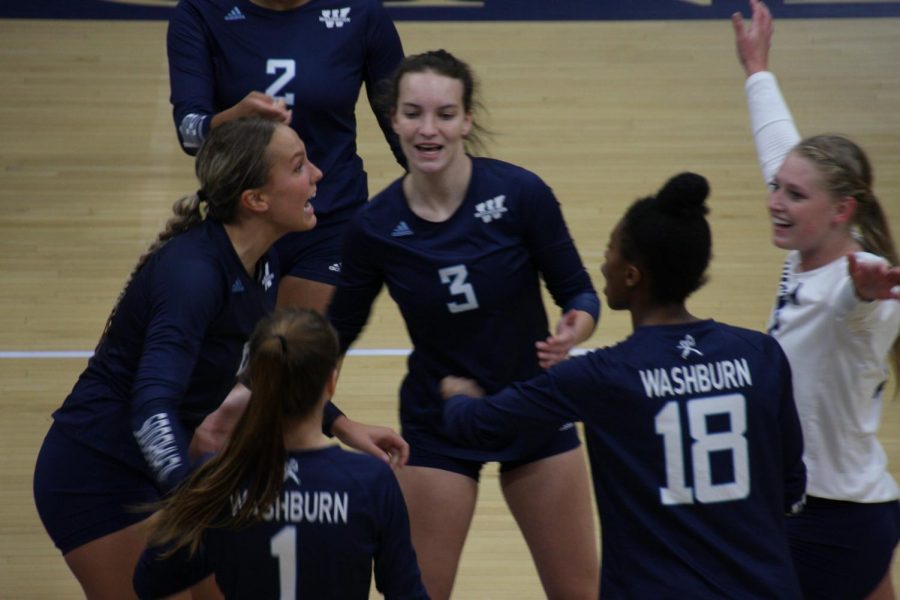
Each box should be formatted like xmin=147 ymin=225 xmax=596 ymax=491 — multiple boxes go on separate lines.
xmin=502 ymin=447 xmax=599 ymax=600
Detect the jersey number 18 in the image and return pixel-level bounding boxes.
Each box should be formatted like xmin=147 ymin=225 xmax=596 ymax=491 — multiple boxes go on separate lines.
xmin=654 ymin=394 xmax=750 ymax=505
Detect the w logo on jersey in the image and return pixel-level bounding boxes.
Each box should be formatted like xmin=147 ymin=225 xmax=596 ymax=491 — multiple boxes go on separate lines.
xmin=319 ymin=8 xmax=351 ymax=28
xmin=474 ymin=195 xmax=507 ymax=223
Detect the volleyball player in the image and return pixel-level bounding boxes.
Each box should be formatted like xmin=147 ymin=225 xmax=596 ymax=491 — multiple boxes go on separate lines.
xmin=168 ymin=0 xmax=405 ymax=314
xmin=32 ymin=118 xmax=328 ymax=599
xmin=442 ymin=172 xmax=807 ymax=598
xmin=732 ymin=2 xmax=900 ymax=597
xmin=134 ymin=309 xmax=428 ymax=599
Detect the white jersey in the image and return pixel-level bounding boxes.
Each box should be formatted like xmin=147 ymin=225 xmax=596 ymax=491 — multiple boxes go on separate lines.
xmin=768 ymin=251 xmax=900 ymax=501
xmin=746 ymin=71 xmax=900 ymax=502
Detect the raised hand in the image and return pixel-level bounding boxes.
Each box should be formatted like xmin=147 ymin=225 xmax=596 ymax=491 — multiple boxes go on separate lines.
xmin=731 ymin=0 xmax=773 ymax=76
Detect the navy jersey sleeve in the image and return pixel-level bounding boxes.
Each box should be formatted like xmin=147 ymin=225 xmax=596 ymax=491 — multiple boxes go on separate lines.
xmin=325 ymin=215 xmax=386 ymax=425
xmin=521 ymin=177 xmax=599 ymax=320
xmin=167 ymin=1 xmax=215 ymax=154
xmin=328 ymin=215 xmax=385 ymax=353
xmin=362 ymin=1 xmax=405 ymax=168
xmin=131 ymin=254 xmax=226 ymax=492
xmin=372 ymin=467 xmax=429 ymax=599
xmin=134 ymin=542 xmax=213 ymax=600
xmin=443 ymin=357 xmax=589 ymax=448
xmin=772 ymin=338 xmax=806 ymax=514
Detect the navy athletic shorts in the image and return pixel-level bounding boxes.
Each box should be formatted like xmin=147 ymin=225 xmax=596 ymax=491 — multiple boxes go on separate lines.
xmin=787 ymin=495 xmax=900 ymax=599
xmin=274 ymin=204 xmax=359 ymax=286
xmin=33 ymin=423 xmax=158 ymax=554
xmin=406 ymin=424 xmax=581 ymax=483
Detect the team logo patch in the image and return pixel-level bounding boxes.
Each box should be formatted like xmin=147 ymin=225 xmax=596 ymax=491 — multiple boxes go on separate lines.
xmin=224 ymin=6 xmax=245 ymax=20
xmin=676 ymin=334 xmax=703 ymax=359
xmin=319 ymin=7 xmax=351 ymax=28
xmin=284 ymin=458 xmax=301 ymax=485
xmin=259 ymin=261 xmax=275 ymax=290
xmin=474 ymin=195 xmax=507 ymax=223
xmin=391 ymin=220 xmax=414 ymax=237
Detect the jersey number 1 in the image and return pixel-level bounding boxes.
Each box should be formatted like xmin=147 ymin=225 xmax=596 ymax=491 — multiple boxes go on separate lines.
xmin=271 ymin=525 xmax=297 ymax=600
xmin=654 ymin=394 xmax=750 ymax=505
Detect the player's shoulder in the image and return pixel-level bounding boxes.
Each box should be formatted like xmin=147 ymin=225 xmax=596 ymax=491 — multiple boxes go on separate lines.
xmin=356 ymin=177 xmax=406 ymax=221
xmin=713 ymin=321 xmax=785 ymax=358
xmin=473 ymin=157 xmax=544 ymax=187
xmin=158 ymin=221 xmax=224 ymax=260
xmin=173 ymin=0 xmax=227 ymax=17
xmin=345 ymin=0 xmax=388 ymax=11
xmin=471 ymin=157 xmax=554 ymax=217
xmin=149 ymin=222 xmax=231 ymax=284
xmin=317 ymin=446 xmax=395 ymax=485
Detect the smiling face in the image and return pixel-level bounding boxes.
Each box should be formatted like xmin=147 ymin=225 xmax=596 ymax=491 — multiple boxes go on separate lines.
xmin=390 ymin=71 xmax=473 ymax=175
xmin=768 ymin=152 xmax=855 ymax=264
xmin=257 ymin=125 xmax=322 ymax=234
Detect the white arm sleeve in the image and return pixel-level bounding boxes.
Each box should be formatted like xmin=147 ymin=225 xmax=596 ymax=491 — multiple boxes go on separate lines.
xmin=745 ymin=71 xmax=802 ymax=185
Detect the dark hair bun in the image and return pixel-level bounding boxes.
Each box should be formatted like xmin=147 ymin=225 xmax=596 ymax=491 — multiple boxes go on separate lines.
xmin=657 ymin=172 xmax=709 ymax=218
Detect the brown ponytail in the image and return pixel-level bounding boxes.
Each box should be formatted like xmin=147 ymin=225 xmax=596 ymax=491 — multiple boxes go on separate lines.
xmin=147 ymin=309 xmax=340 ymax=555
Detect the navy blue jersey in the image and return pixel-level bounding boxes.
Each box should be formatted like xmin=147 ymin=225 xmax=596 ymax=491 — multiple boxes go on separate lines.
xmin=53 ymin=220 xmax=279 ymax=492
xmin=134 ymin=447 xmax=428 ymax=599
xmin=168 ymin=0 xmax=404 ymax=216
xmin=444 ymin=320 xmax=805 ymax=598
xmin=328 ymin=157 xmax=599 ymax=459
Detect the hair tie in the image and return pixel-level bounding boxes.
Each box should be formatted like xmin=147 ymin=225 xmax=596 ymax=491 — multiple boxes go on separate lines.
xmin=196 ymin=189 xmax=210 ymax=220
xmin=276 ymin=334 xmax=288 ymax=353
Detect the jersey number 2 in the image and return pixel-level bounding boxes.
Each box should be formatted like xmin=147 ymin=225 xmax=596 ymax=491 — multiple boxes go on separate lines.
xmin=270 ymin=525 xmax=297 ymax=600
xmin=654 ymin=394 xmax=749 ymax=505
xmin=266 ymin=59 xmax=296 ymax=106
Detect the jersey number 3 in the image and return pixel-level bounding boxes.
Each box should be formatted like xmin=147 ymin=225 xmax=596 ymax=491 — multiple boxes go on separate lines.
xmin=439 ymin=265 xmax=480 ymax=314
xmin=654 ymin=394 xmax=749 ymax=505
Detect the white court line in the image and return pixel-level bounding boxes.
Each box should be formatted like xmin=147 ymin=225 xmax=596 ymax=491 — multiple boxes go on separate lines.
xmin=0 ymin=348 xmax=591 ymax=359
xmin=0 ymin=349 xmax=412 ymax=359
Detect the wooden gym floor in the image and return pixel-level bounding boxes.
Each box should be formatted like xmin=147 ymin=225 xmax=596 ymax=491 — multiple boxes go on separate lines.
xmin=1 ymin=15 xmax=898 ymax=598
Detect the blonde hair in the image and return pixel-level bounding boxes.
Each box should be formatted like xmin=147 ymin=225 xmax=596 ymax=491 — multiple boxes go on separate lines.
xmin=793 ymin=134 xmax=900 ymax=380
xmin=96 ymin=118 xmax=279 ymax=349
